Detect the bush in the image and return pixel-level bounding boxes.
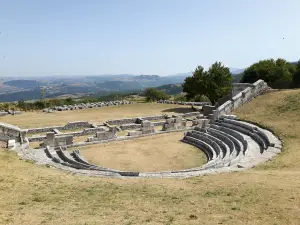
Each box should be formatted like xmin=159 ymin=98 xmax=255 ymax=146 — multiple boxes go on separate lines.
xmin=144 ymin=88 xmax=169 ymax=102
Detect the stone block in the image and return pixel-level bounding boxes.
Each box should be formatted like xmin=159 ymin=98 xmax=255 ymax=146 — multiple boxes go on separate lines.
xmin=141 ymin=120 xmax=151 ymax=128
xmin=45 ymin=132 xmax=55 ymax=147
xmin=7 ymin=140 xmax=15 ymax=148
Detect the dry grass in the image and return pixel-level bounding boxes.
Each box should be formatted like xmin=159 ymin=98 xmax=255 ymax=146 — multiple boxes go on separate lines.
xmin=234 ymin=89 xmax=300 ymax=170
xmin=73 ymin=135 xmax=90 ymax=143
xmin=0 ymin=103 xmax=193 ymax=128
xmin=0 ymin=149 xmax=300 ymax=225
xmin=1 ymin=91 xmax=300 ymax=224
xmin=78 ymin=132 xmax=206 ymax=172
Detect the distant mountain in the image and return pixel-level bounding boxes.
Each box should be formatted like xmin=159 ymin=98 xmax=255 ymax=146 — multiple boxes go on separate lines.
xmin=96 ymin=81 xmax=143 ymax=91
xmin=155 ymin=84 xmax=183 ymax=95
xmin=230 ymin=68 xmax=245 ymax=75
xmin=4 ymin=80 xmax=43 ymax=89
xmin=169 ymin=72 xmax=193 ymax=77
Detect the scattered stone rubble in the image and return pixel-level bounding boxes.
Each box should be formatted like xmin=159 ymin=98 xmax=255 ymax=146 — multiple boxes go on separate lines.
xmin=0 ymin=110 xmax=23 ymax=117
xmin=42 ymin=100 xmax=135 ymax=113
xmin=157 ymin=100 xmax=210 ymax=106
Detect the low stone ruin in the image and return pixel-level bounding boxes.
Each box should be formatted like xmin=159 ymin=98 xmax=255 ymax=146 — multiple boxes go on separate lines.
xmin=128 ymin=120 xmax=155 ymax=137
xmin=43 ymin=132 xmax=73 ymax=148
xmin=0 ymin=122 xmax=27 ymax=145
xmin=162 ymin=116 xmax=187 ymax=131
xmin=157 ymin=100 xmax=210 ymax=106
xmin=0 ymin=110 xmax=23 ymax=117
xmin=192 ymin=118 xmax=210 ymax=128
xmin=43 ymin=100 xmax=135 ymax=113
xmin=203 ymin=79 xmax=269 ymax=120
xmin=87 ymin=126 xmax=118 ymax=142
xmin=27 ymin=121 xmax=105 ymax=142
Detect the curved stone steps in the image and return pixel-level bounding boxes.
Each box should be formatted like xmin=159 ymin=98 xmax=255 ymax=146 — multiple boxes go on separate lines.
xmin=191 ymin=130 xmax=227 ymax=159
xmin=205 ymin=127 xmax=239 ymax=156
xmin=213 ymin=120 xmax=266 ymax=152
xmin=56 ymin=148 xmax=96 ymax=170
xmin=70 ymin=150 xmax=90 ymax=165
xmin=182 ymin=135 xmax=232 ymax=170
xmin=184 ymin=131 xmax=235 ymax=169
xmin=190 ymin=130 xmax=235 ymax=166
xmin=185 ymin=131 xmax=222 ymax=159
xmin=194 ymin=126 xmax=235 ymax=158
xmin=56 ymin=148 xmax=134 ymax=175
xmin=224 ymin=117 xmax=272 ymax=147
xmin=194 ymin=126 xmax=248 ymax=166
xmin=207 ymin=123 xmax=248 ymax=154
xmin=69 ymin=150 xmax=129 ymax=174
xmin=181 ymin=136 xmax=214 ymax=161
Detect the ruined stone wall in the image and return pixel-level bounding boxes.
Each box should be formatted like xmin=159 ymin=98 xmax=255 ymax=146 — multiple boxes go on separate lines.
xmin=87 ymin=127 xmax=117 ymax=142
xmin=27 ymin=121 xmax=93 ymax=134
xmin=0 ymin=122 xmax=27 ymax=143
xmin=162 ymin=116 xmax=187 ymax=131
xmin=214 ymin=80 xmax=269 ymax=119
xmin=157 ymin=100 xmax=210 ymax=106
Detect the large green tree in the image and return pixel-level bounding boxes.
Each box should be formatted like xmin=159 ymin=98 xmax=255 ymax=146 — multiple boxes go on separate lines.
xmin=292 ymin=61 xmax=300 ymax=88
xmin=241 ymin=58 xmax=296 ymax=88
xmin=182 ymin=62 xmax=232 ymax=105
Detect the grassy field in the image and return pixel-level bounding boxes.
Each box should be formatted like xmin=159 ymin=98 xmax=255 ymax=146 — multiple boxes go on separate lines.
xmin=1 ymin=92 xmax=300 ymax=224
xmin=78 ymin=132 xmax=206 ymax=172
xmin=0 ymin=103 xmax=193 ymax=128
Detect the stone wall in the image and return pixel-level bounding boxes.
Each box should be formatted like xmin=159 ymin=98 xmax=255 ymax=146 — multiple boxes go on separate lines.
xmin=120 ymin=124 xmax=142 ymax=130
xmin=162 ymin=116 xmax=187 ymax=131
xmin=139 ymin=115 xmax=167 ymax=121
xmin=128 ymin=120 xmax=155 ymax=136
xmin=0 ymin=122 xmax=27 ymax=144
xmin=43 ymin=100 xmax=134 ymax=113
xmin=213 ymin=80 xmax=269 ymax=119
xmin=27 ymin=121 xmax=93 ymax=134
xmin=106 ymin=118 xmax=137 ymax=126
xmin=180 ymin=112 xmax=200 ymax=118
xmin=192 ymin=118 xmax=210 ymax=128
xmin=87 ymin=127 xmax=117 ymax=142
xmin=28 ymin=126 xmax=106 ymax=142
xmin=157 ymin=100 xmax=210 ymax=106
xmin=43 ymin=132 xmax=73 ymax=147
xmin=231 ymin=83 xmax=254 ymax=97
xmin=0 ymin=110 xmax=23 ymax=117
xmin=107 ymin=112 xmax=199 ymax=127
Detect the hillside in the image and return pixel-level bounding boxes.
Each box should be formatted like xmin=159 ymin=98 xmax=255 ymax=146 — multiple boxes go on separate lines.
xmin=0 ymin=90 xmax=300 ymax=224
xmin=155 ymin=84 xmax=183 ymax=95
xmin=3 ymin=80 xmax=43 ymax=89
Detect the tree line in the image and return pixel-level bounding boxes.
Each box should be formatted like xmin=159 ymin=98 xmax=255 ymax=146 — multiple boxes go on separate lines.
xmin=1 ymin=58 xmax=299 ymax=110
xmin=241 ymin=59 xmax=300 ymax=89
xmin=144 ymin=58 xmax=300 ymax=104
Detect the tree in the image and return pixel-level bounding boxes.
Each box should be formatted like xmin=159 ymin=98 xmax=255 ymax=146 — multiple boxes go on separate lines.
xmin=241 ymin=58 xmax=296 ymax=88
xmin=182 ymin=62 xmax=232 ymax=105
xmin=292 ymin=61 xmax=300 ymax=88
xmin=40 ymin=89 xmax=45 ymax=100
xmin=144 ymin=88 xmax=169 ymax=102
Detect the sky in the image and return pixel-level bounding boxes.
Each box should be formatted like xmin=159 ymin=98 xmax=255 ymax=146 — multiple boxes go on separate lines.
xmin=0 ymin=0 xmax=299 ymax=77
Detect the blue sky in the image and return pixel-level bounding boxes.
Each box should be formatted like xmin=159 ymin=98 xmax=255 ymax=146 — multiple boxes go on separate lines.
xmin=0 ymin=0 xmax=299 ymax=76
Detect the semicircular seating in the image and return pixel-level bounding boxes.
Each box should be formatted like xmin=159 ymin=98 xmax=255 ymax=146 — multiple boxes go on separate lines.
xmin=15 ymin=115 xmax=282 ymax=178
